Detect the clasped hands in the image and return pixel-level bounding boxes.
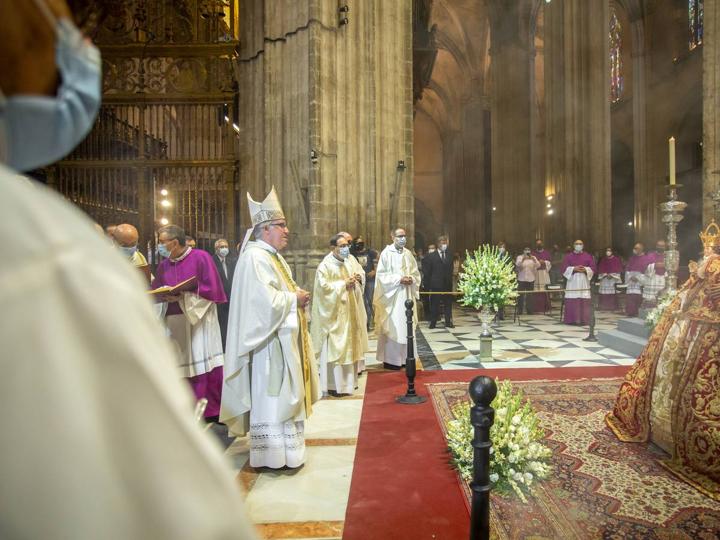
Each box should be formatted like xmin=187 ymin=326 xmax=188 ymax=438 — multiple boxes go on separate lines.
xmin=400 ymin=276 xmax=414 ymax=285
xmin=295 ymin=289 xmax=311 ymax=308
xmin=573 ymin=265 xmax=587 ymax=274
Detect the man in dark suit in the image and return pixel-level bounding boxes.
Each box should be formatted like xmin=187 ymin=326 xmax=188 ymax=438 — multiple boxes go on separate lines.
xmin=424 ymin=235 xmax=454 ymax=329
xmin=212 ymin=238 xmax=237 ymax=350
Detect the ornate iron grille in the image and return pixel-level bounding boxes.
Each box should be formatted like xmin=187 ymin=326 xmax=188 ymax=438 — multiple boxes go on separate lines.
xmin=48 ymin=0 xmax=239 ymax=258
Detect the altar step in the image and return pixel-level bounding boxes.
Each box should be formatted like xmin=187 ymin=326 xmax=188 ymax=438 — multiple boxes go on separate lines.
xmin=597 ymin=317 xmax=649 ymax=358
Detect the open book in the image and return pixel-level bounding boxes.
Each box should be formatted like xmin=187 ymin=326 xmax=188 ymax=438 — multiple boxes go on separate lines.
xmin=148 ymin=276 xmax=197 ymax=296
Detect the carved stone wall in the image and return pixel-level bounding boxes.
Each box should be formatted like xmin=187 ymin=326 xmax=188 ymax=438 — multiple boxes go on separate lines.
xmin=237 ymin=0 xmax=414 ymax=288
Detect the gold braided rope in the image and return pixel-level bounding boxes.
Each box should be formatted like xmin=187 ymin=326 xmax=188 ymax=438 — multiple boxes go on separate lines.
xmin=269 ymin=254 xmax=314 ymax=418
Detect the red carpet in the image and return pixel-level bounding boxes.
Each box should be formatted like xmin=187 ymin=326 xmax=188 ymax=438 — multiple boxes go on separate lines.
xmin=342 ymin=366 xmax=630 ymax=540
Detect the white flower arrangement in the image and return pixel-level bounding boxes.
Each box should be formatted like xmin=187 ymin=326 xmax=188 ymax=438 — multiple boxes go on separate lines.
xmin=457 ymin=245 xmax=518 ymax=312
xmin=645 ymin=289 xmax=678 ymax=328
xmin=446 ymin=380 xmax=552 ymax=503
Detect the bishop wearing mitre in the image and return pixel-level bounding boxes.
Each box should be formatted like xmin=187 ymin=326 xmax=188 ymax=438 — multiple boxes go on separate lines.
xmin=311 ymin=234 xmax=369 ymax=396
xmin=373 ymin=227 xmax=421 ymax=369
xmin=221 ymin=187 xmax=320 ymax=469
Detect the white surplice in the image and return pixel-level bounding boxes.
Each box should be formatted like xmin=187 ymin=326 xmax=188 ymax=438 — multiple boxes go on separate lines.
xmin=373 ymin=245 xmax=421 ymax=367
xmin=221 ymin=240 xmax=321 ymax=468
xmin=0 ymin=164 xmax=258 ymax=539
xmin=166 ymin=294 xmax=224 ymax=378
xmin=563 ymin=265 xmax=594 ymax=299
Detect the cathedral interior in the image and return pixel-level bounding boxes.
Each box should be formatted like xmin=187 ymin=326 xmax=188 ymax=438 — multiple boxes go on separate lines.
xmin=36 ymin=0 xmax=716 ymax=288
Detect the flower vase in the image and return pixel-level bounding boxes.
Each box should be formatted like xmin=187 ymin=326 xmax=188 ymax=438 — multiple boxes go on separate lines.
xmin=478 ymin=308 xmax=496 ymax=361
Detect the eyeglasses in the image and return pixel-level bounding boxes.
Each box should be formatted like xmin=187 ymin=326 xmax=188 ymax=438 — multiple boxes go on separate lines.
xmin=268 ymin=222 xmax=288 ymax=230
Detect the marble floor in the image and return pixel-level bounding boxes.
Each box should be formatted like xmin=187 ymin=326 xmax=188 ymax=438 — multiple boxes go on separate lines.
xmin=224 ymin=306 xmax=636 ymax=539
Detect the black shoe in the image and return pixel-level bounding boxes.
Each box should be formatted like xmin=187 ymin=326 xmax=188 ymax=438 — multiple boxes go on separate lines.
xmin=429 ymin=322 xmax=436 ymax=329
xmin=445 ymin=322 xmax=455 ymax=328
xmin=383 ymin=362 xmax=402 ymax=370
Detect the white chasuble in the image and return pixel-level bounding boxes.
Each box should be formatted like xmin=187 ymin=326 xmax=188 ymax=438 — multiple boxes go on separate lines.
xmin=221 ymin=241 xmax=320 ymax=467
xmin=311 ymin=253 xmax=368 ymax=394
xmin=373 ymin=245 xmax=421 ymax=366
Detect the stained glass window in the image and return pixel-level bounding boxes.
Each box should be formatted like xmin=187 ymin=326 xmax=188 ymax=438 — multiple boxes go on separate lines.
xmin=610 ymin=8 xmax=623 ymax=103
xmin=689 ymin=0 xmax=704 ymax=50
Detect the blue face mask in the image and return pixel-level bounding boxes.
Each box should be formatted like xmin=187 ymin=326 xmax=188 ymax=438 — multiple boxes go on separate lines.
xmin=217 ymin=247 xmax=229 ymax=258
xmin=120 ymin=245 xmax=137 ymax=258
xmin=0 ymin=0 xmax=102 ymax=172
xmin=338 ymin=246 xmax=350 ymax=259
xmin=158 ymin=244 xmax=171 ymax=259
xmin=394 ymin=236 xmax=407 ymax=249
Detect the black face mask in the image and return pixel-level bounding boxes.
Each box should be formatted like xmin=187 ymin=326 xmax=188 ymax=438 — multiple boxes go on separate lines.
xmin=355 ymin=243 xmax=365 ymax=251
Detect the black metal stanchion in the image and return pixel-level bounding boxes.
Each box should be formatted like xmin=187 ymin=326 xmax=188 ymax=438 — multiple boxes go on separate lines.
xmin=396 ymin=299 xmax=427 ymax=405
xmin=585 ymin=286 xmax=598 ymax=342
xmin=469 ymin=376 xmax=497 ymax=540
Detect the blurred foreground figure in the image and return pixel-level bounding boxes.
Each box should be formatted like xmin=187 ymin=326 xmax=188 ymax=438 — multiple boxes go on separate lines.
xmin=0 ymin=1 xmax=257 ymax=538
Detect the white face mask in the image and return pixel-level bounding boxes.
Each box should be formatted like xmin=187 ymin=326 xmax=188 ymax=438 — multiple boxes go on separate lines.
xmin=217 ymin=247 xmax=229 ymax=257
xmin=338 ymin=246 xmax=350 ymax=259
xmin=523 ymin=250 xmax=531 ymax=256
xmin=394 ymin=236 xmax=407 ymax=249
xmin=440 ymin=243 xmax=448 ymax=251
xmin=606 ymin=250 xmax=612 ymax=257
xmin=428 ymin=248 xmax=436 ymax=253
xmin=0 ymin=0 xmax=102 ymax=171
xmin=574 ymin=244 xmax=583 ymax=253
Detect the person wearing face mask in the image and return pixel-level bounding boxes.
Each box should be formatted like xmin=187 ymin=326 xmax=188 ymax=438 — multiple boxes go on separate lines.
xmin=222 ymin=187 xmax=320 ymax=467
xmin=373 ymin=227 xmax=421 ymax=369
xmin=152 ymin=225 xmax=227 ymax=422
xmin=642 ymin=240 xmax=667 ymax=307
xmin=531 ymin=240 xmax=552 ymax=313
xmin=311 ymin=234 xmax=368 ymax=397
xmin=624 ymin=242 xmax=650 ymax=317
xmin=112 ymin=223 xmax=150 ymax=283
xmin=597 ymin=247 xmax=623 ymax=311
xmin=560 ymin=240 xmax=597 ymax=325
xmin=351 ymin=235 xmax=378 ymax=331
xmin=212 ymin=238 xmax=237 ymax=350
xmin=0 ymin=2 xmax=259 ymax=538
xmin=516 ymin=247 xmax=541 ymax=315
xmin=424 ymin=235 xmax=455 ymax=328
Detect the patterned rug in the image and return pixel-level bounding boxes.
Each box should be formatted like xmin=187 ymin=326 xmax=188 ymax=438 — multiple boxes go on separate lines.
xmin=428 ymin=378 xmax=720 ymax=539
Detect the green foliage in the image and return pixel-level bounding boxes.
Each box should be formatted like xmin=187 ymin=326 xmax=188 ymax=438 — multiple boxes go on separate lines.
xmin=446 ymin=380 xmax=552 ymax=503
xmin=457 ymin=245 xmax=518 ymax=311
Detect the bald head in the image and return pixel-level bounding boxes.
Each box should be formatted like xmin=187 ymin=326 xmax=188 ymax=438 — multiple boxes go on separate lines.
xmin=113 ymin=224 xmax=139 ymax=247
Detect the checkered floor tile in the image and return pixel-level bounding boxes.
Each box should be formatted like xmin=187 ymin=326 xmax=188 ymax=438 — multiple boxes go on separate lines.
xmin=416 ymin=307 xmax=635 ymax=370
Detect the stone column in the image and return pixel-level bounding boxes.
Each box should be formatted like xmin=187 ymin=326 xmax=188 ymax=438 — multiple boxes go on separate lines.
xmin=630 ymin=14 xmax=653 ymax=239
xmin=489 ymin=3 xmax=534 ymax=248
xmin=237 ymin=0 xmax=413 ymax=287
xmin=704 ymin=0 xmax=720 ymax=222
xmin=542 ymin=0 xmax=611 ymax=250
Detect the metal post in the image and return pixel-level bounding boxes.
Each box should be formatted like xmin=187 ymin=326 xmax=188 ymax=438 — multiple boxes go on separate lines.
xmin=585 ymin=285 xmax=597 ymax=342
xmin=469 ymin=376 xmax=497 ymax=540
xmin=396 ymin=299 xmax=427 ymax=405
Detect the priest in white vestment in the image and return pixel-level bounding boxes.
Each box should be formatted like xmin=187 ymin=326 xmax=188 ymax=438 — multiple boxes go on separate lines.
xmin=339 ymin=231 xmax=369 ymax=374
xmin=311 ymin=234 xmax=368 ymax=396
xmin=373 ymin=227 xmax=421 ymax=369
xmin=221 ymin=187 xmax=321 ymax=469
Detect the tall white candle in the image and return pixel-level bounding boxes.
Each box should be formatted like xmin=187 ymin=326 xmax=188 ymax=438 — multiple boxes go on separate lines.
xmin=669 ymin=137 xmax=676 ymax=185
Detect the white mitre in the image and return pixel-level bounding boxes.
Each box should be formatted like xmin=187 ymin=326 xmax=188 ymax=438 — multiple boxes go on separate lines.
xmin=248 ymin=186 xmax=285 ymax=226
xmin=240 ymin=186 xmax=286 ymax=252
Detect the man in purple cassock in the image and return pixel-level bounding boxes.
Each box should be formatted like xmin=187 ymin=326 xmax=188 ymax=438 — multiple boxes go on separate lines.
xmin=153 ymin=225 xmax=227 ymax=420
xmin=561 ymin=239 xmax=596 ymax=325
xmin=531 ymin=239 xmax=552 ymax=313
xmin=597 ymin=247 xmax=623 ymax=311
xmin=624 ymin=242 xmax=650 ymax=317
